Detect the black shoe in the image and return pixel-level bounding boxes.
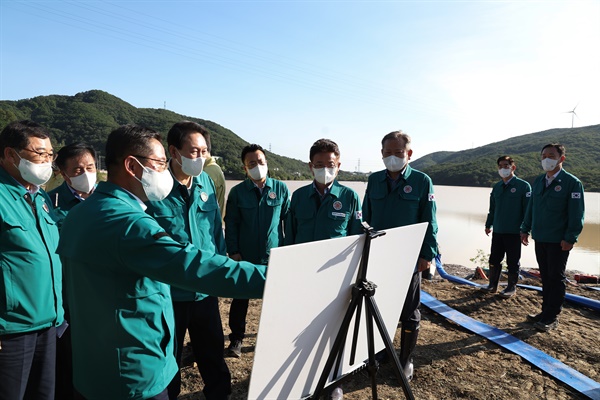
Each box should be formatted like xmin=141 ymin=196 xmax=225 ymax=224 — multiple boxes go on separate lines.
xmin=527 ymin=312 xmax=544 ymax=323
xmin=534 ymin=319 xmax=559 ymax=332
xmin=225 ymin=340 xmax=242 ymax=358
xmin=498 ymin=285 xmax=516 ymax=298
xmin=479 ymin=285 xmax=498 ymax=294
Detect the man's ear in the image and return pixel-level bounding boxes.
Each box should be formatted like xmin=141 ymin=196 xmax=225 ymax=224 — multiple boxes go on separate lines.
xmin=3 ymin=147 xmax=19 ymax=164
xmin=407 ymin=149 xmax=413 ymax=160
xmin=168 ymin=144 xmax=178 ymax=159
xmin=124 ymin=156 xmax=139 ymax=178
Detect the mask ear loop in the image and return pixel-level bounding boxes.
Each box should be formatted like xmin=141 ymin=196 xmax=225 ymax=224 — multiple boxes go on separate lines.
xmin=127 ymin=156 xmax=146 ymax=179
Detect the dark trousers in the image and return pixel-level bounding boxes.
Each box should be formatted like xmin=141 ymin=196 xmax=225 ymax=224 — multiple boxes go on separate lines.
xmin=168 ymin=297 xmax=231 ymax=400
xmin=535 ymin=241 xmax=570 ymax=321
xmin=399 ymin=271 xmax=421 ymax=331
xmin=56 ymin=313 xmax=74 ymax=400
xmin=228 ymin=298 xmax=249 ymax=342
xmin=0 ymin=326 xmax=56 ymax=400
xmin=489 ymin=233 xmax=521 ymax=274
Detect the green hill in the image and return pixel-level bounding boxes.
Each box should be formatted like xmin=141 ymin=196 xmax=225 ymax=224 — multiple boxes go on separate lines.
xmin=2 ymin=90 xmax=597 ymax=189
xmin=411 ymin=125 xmax=600 ymax=192
xmin=0 ymin=90 xmax=327 ymax=180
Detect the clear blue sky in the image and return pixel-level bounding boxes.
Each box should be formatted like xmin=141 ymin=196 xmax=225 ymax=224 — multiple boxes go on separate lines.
xmin=1 ymin=1 xmax=599 ymax=172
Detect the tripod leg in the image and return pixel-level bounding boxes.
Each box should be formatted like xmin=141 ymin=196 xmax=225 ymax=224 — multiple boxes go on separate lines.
xmin=349 ymin=291 xmax=363 ymax=365
xmin=311 ymin=290 xmax=362 ymax=400
xmin=365 ymin=300 xmax=379 ymax=400
xmin=365 ymin=296 xmax=415 ymax=400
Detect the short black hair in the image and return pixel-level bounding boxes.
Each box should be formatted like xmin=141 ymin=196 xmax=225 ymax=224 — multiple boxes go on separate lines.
xmin=309 ymin=138 xmax=340 ymax=161
xmin=497 ymin=156 xmax=514 ymax=166
xmin=0 ymin=120 xmax=51 ymax=156
xmin=241 ymin=144 xmax=266 ymax=164
xmin=167 ymin=121 xmax=211 ymax=152
xmin=105 ymin=125 xmax=161 ymax=174
xmin=55 ymin=142 xmax=97 ymax=170
xmin=381 ymin=130 xmax=411 ymax=149
xmin=541 ymin=143 xmax=565 ymax=157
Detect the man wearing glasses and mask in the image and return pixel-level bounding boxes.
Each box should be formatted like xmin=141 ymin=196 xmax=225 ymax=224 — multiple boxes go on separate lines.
xmin=0 ymin=120 xmax=64 ymax=400
xmin=285 ymin=138 xmax=362 ymax=245
xmin=58 ymin=124 xmax=266 ymax=400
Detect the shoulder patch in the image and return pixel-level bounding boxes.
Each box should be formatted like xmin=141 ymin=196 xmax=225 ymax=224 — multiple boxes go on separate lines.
xmin=428 ymin=193 xmax=435 ymax=202
xmin=526 ymin=192 xmax=531 ymax=197
xmin=152 ymin=232 xmax=170 ymax=240
xmin=571 ymin=192 xmax=581 ymax=199
xmin=355 ymin=210 xmax=362 ymax=220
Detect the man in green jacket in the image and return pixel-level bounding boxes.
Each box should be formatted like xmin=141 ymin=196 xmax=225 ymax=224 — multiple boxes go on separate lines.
xmin=285 ymin=138 xmax=362 ymax=245
xmin=224 ymin=144 xmax=290 ymax=357
xmin=521 ymin=143 xmax=584 ymax=332
xmin=481 ymin=156 xmax=531 ymax=297
xmin=48 ymin=142 xmax=97 ymax=400
xmin=0 ymin=120 xmax=64 ymax=400
xmin=145 ymin=121 xmax=231 ymax=400
xmin=58 ymin=125 xmax=266 ymax=400
xmin=362 ymin=130 xmax=438 ymax=381
xmin=48 ymin=142 xmax=97 ymax=229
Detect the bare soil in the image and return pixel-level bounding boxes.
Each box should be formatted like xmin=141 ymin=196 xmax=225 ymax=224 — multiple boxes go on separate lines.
xmin=178 ymin=265 xmax=600 ymax=400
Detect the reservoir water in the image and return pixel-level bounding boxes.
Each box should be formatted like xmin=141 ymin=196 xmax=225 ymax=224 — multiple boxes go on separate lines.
xmin=226 ymin=180 xmax=600 ymax=275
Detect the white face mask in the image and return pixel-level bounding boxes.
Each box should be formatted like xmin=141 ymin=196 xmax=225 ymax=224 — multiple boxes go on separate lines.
xmin=541 ymin=158 xmax=559 ymax=172
xmin=133 ymin=158 xmax=173 ymax=202
xmin=382 ymin=155 xmax=406 ymax=172
xmin=498 ymin=167 xmax=512 ymax=179
xmin=248 ymin=164 xmax=268 ymax=181
xmin=14 ymin=154 xmax=53 ymax=186
xmin=313 ymin=167 xmax=337 ymax=185
xmin=177 ymin=152 xmax=205 ymax=177
xmin=68 ymin=171 xmax=96 ymax=194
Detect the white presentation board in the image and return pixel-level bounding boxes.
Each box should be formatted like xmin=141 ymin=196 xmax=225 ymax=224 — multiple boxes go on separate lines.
xmin=248 ymin=222 xmax=428 ymax=400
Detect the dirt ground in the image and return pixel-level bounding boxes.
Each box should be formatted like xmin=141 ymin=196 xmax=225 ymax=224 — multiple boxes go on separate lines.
xmin=178 ymin=265 xmax=600 ymax=400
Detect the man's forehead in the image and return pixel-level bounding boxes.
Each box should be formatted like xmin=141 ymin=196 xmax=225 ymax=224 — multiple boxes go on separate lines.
xmin=28 ymin=136 xmax=51 ymax=149
xmin=383 ymin=138 xmax=408 ymax=149
xmin=65 ymin=152 xmax=95 ymax=166
xmin=313 ymin=152 xmax=338 ymax=160
xmin=183 ymin=132 xmax=207 ymax=147
xmin=149 ymin=139 xmax=167 ymax=158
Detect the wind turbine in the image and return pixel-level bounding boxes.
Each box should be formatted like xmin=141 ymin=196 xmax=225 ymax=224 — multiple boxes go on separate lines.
xmin=565 ymin=104 xmax=579 ymax=128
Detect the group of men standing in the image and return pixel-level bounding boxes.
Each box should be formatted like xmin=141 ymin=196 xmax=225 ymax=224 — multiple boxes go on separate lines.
xmin=482 ymin=146 xmax=585 ymax=332
xmin=0 ymin=117 xmax=585 ymax=400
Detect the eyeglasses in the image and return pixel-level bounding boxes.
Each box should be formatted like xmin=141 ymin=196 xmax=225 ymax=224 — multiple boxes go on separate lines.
xmin=21 ymin=148 xmax=56 ymax=162
xmin=133 ymin=155 xmax=169 ymax=172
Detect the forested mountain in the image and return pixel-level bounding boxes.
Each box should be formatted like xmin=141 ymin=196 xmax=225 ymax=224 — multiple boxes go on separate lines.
xmin=411 ymin=125 xmax=600 ymax=192
xmin=0 ymin=90 xmax=366 ymax=181
xmin=1 ymin=90 xmax=598 ymax=189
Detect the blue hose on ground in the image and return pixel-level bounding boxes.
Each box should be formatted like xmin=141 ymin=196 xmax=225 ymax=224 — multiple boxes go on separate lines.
xmin=420 ymin=291 xmax=600 ymax=400
xmin=434 ymin=254 xmax=600 ymax=312
xmin=516 ymin=284 xmax=600 ymax=313
xmin=434 ymin=254 xmax=482 ymax=288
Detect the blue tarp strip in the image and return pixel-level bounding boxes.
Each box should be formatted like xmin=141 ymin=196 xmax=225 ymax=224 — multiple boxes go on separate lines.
xmin=516 ymin=284 xmax=600 ymax=313
xmin=421 ymin=291 xmax=600 ymax=400
xmin=434 ymin=256 xmax=600 ymax=312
